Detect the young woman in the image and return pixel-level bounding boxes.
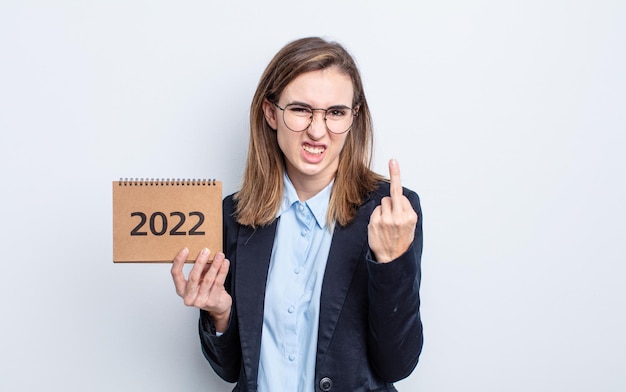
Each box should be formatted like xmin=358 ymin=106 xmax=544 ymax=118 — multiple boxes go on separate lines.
xmin=171 ymin=37 xmax=423 ymax=392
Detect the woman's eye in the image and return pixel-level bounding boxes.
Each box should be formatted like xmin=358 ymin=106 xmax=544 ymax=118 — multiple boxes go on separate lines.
xmin=328 ymin=109 xmax=347 ymax=118
xmin=288 ymin=106 xmax=312 ymax=115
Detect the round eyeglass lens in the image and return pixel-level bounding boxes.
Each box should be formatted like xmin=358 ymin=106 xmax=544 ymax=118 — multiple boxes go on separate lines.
xmin=282 ymin=104 xmax=354 ymax=134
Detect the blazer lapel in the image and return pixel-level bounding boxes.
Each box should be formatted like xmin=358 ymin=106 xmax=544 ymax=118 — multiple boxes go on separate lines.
xmin=235 ymin=221 xmax=278 ymax=384
xmin=317 ymin=197 xmax=375 ymax=358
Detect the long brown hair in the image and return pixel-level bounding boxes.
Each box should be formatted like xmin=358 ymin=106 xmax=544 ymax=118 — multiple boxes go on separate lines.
xmin=235 ymin=37 xmax=383 ymax=227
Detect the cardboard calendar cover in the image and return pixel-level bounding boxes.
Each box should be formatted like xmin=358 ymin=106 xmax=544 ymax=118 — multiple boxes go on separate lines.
xmin=112 ymin=179 xmax=222 ymax=263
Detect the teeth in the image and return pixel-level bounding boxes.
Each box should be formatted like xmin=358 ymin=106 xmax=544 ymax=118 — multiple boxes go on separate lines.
xmin=303 ymin=145 xmax=324 ymax=154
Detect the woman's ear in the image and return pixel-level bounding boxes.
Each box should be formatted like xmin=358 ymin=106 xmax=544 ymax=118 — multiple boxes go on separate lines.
xmin=262 ymin=99 xmax=278 ymax=130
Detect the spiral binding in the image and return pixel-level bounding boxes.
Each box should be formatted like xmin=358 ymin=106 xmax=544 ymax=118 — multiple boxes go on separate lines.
xmin=118 ymin=178 xmax=217 ymax=186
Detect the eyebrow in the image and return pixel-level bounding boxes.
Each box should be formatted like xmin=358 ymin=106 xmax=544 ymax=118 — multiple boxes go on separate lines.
xmin=286 ymin=100 xmax=352 ymax=109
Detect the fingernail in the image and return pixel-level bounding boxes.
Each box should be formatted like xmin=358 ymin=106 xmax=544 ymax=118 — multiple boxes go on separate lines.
xmin=201 ymin=248 xmax=209 ymax=256
xmin=215 ymin=252 xmax=224 ymax=261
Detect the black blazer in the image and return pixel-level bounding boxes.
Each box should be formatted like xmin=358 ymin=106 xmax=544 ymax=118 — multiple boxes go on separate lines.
xmin=199 ymin=181 xmax=423 ymax=392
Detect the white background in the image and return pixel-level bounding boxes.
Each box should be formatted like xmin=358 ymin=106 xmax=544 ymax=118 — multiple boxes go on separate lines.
xmin=1 ymin=1 xmax=625 ymax=391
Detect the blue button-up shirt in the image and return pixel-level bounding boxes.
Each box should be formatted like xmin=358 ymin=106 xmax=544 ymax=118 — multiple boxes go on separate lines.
xmin=257 ymin=174 xmax=334 ymax=392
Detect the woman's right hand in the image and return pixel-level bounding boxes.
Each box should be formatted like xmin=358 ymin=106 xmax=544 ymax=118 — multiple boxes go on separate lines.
xmin=171 ymin=247 xmax=232 ymax=333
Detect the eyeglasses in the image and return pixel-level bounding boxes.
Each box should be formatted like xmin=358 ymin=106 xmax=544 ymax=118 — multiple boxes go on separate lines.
xmin=273 ymin=102 xmax=357 ymax=134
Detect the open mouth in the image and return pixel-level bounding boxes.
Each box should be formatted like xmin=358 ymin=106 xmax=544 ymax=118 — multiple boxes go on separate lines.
xmin=303 ymin=144 xmax=325 ymax=155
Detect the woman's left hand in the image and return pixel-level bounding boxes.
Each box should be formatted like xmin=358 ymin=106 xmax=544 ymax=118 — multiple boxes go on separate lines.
xmin=368 ymin=159 xmax=418 ymax=263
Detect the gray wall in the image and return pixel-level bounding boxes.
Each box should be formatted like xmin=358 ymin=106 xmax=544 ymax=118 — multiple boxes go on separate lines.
xmin=1 ymin=1 xmax=624 ymax=391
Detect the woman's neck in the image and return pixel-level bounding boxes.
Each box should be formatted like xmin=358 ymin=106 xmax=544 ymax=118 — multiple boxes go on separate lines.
xmin=285 ymin=169 xmax=335 ymax=202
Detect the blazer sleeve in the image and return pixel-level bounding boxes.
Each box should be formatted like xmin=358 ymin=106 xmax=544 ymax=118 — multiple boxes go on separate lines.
xmin=366 ymin=188 xmax=424 ymax=381
xmin=197 ymin=195 xmax=242 ymax=383
xmin=198 ymin=308 xmax=241 ymax=382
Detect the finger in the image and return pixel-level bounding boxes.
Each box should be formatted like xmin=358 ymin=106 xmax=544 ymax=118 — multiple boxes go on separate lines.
xmin=214 ymin=253 xmax=230 ymax=285
xmin=378 ymin=197 xmax=393 ymax=219
xmin=185 ymin=248 xmax=211 ymax=299
xmin=196 ymin=253 xmax=229 ymax=309
xmin=171 ymin=247 xmax=189 ymax=296
xmin=198 ymin=251 xmax=224 ymax=295
xmin=388 ymin=158 xmax=403 ymax=205
xmin=369 ymin=204 xmax=382 ymax=225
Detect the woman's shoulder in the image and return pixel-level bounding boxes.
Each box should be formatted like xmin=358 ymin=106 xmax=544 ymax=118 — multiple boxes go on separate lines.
xmin=222 ymin=192 xmax=239 ymax=227
xmin=223 ymin=192 xmax=237 ymax=211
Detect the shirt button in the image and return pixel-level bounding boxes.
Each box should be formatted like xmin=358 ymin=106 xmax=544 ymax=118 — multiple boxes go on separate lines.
xmin=294 ymin=267 xmax=301 ymax=274
xmin=301 ymin=229 xmax=308 ymax=236
xmin=298 ymin=204 xmax=304 ymax=211
xmin=288 ymin=306 xmax=295 ymax=313
xmin=319 ymin=377 xmax=333 ymax=391
xmin=288 ymin=353 xmax=296 ymax=361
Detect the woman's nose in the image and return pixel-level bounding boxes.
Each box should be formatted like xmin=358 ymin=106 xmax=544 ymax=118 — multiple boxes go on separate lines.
xmin=306 ymin=110 xmax=328 ymax=139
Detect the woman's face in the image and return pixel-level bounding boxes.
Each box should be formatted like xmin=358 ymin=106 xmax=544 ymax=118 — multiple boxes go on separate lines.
xmin=263 ymin=67 xmax=354 ymax=197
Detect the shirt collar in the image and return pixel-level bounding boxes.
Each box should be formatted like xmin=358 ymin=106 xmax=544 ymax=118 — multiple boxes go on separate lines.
xmin=277 ymin=173 xmax=333 ymax=229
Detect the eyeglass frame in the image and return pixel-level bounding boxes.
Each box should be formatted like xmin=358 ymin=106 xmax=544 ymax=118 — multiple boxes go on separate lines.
xmin=272 ymin=101 xmax=359 ymax=134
